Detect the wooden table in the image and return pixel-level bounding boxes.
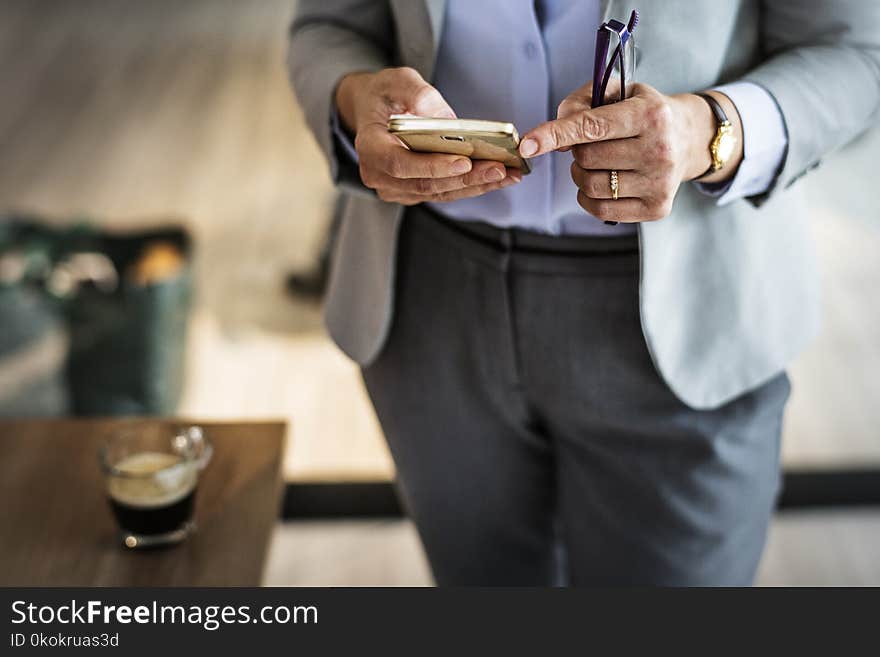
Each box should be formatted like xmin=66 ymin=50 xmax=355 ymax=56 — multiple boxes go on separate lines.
xmin=0 ymin=419 xmax=286 ymax=586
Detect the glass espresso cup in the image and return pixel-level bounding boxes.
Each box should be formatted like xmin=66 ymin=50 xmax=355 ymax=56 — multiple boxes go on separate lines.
xmin=99 ymin=424 xmax=212 ymax=549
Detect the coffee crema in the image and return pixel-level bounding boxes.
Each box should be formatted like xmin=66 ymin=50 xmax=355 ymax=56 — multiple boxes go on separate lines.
xmin=107 ymin=451 xmax=197 ymax=537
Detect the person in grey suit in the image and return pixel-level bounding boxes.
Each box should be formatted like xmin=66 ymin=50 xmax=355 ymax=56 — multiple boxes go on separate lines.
xmin=288 ymin=0 xmax=880 ymax=585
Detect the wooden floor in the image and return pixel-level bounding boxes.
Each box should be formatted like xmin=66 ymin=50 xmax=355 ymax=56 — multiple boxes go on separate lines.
xmin=1 ymin=0 xmax=878 ymax=586
xmin=263 ymin=512 xmax=880 ymax=586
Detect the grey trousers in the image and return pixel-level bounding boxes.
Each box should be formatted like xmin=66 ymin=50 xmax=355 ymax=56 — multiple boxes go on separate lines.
xmin=362 ymin=206 xmax=790 ymax=586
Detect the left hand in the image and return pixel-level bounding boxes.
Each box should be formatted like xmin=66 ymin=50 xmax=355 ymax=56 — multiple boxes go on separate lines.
xmin=519 ymin=82 xmax=731 ymax=224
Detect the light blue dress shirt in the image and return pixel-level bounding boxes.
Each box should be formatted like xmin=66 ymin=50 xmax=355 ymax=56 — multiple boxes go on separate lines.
xmin=336 ymin=0 xmax=788 ymax=236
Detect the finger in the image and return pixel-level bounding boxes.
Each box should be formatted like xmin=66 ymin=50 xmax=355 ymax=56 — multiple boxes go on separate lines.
xmin=576 ymin=191 xmax=653 ymax=224
xmin=383 ymin=67 xmax=456 ymax=119
xmin=434 ymin=161 xmax=518 ymax=189
xmin=378 ymin=170 xmax=522 ymax=205
xmin=374 ymin=161 xmax=513 ymax=196
xmin=570 ymin=164 xmax=646 ymax=200
xmin=556 ymin=85 xmax=593 ymax=152
xmin=461 ymin=160 xmax=511 ymax=185
xmin=386 ymin=147 xmax=473 ymax=179
xmin=520 ymin=100 xmax=642 ymax=157
xmin=554 ymin=79 xmax=624 ymax=152
xmin=431 ymin=173 xmax=522 ymax=202
xmin=559 ymin=77 xmax=628 ymax=111
xmin=556 ymin=78 xmax=624 ymax=119
xmin=571 ymin=138 xmax=643 ymax=171
xmin=361 ymin=129 xmax=474 ymax=179
xmin=370 ymin=171 xmax=469 ymax=196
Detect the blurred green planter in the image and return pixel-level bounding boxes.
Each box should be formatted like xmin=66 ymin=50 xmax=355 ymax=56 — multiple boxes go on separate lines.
xmin=63 ymin=227 xmax=193 ymax=416
xmin=0 ymin=284 xmax=70 ymax=417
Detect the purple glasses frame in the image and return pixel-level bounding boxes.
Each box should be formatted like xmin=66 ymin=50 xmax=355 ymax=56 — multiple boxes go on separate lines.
xmin=591 ymin=10 xmax=639 ymax=225
xmin=591 ymin=10 xmax=640 ymax=110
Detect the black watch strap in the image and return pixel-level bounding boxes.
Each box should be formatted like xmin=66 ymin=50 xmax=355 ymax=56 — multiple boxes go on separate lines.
xmin=697 ymin=92 xmax=729 ymax=125
xmin=696 ymin=93 xmax=729 ymax=178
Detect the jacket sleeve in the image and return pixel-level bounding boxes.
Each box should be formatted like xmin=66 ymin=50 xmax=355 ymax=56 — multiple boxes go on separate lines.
xmin=287 ymin=0 xmax=395 ymax=195
xmin=742 ymin=0 xmax=880 ymax=205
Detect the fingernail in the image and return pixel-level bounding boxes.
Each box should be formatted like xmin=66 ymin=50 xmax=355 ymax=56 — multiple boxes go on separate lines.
xmin=486 ymin=168 xmax=505 ymax=182
xmin=520 ymin=138 xmax=538 ymax=157
xmin=437 ymin=109 xmax=456 ymax=119
xmin=451 ymin=159 xmax=471 ymax=175
xmin=510 ymin=171 xmax=523 ymax=183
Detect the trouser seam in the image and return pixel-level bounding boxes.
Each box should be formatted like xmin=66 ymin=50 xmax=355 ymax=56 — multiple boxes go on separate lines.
xmin=498 ymin=228 xmax=523 ymax=390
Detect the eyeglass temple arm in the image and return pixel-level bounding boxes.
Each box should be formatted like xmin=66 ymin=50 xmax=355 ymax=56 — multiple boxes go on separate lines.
xmin=592 ymin=27 xmax=611 ymax=109
xmin=594 ymin=26 xmax=628 ymax=107
xmin=600 ymin=39 xmax=626 ymax=103
xmin=594 ymin=11 xmax=640 ymax=108
xmin=615 ymin=12 xmax=639 ymax=102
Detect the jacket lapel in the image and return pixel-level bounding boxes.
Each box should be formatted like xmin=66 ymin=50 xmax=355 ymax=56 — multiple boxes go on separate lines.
xmin=425 ymin=0 xmax=446 ymax=53
xmin=389 ymin=0 xmax=443 ymax=79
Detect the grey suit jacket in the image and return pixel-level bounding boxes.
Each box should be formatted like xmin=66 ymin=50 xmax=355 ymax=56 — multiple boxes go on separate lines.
xmin=288 ymin=0 xmax=880 ymax=409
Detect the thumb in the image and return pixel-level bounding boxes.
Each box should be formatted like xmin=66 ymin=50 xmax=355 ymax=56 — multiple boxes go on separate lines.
xmin=556 ymin=83 xmax=594 ymax=120
xmin=391 ymin=67 xmax=456 ymax=119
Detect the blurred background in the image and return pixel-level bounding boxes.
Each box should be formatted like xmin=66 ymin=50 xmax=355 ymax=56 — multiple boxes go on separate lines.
xmin=0 ymin=0 xmax=878 ymax=585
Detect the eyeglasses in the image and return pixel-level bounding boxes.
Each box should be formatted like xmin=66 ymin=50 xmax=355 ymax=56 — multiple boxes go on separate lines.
xmin=591 ymin=10 xmax=640 ymax=109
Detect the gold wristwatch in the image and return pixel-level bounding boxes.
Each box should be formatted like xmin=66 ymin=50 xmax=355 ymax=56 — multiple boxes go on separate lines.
xmin=696 ymin=93 xmax=737 ymax=177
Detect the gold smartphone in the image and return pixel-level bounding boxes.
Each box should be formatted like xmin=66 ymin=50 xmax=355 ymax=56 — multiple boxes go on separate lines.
xmin=387 ymin=115 xmax=532 ymax=174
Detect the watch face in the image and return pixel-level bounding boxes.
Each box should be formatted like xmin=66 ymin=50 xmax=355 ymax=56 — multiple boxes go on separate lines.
xmin=716 ymin=133 xmax=737 ymax=164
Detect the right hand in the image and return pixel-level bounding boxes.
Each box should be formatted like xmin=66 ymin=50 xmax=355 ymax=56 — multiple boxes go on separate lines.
xmin=335 ymin=67 xmax=522 ymax=205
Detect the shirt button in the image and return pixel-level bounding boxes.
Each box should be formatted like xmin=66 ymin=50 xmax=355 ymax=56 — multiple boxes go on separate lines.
xmin=524 ymin=41 xmax=539 ymax=58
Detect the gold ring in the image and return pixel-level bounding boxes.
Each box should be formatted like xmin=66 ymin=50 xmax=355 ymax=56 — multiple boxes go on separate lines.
xmin=610 ymin=170 xmax=619 ymax=200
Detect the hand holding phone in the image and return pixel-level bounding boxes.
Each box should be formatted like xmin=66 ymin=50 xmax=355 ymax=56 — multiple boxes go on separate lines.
xmin=335 ymin=67 xmax=523 ymax=205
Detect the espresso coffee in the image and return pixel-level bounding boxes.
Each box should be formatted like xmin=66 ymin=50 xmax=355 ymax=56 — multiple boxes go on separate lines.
xmin=106 ymin=451 xmax=197 ymax=537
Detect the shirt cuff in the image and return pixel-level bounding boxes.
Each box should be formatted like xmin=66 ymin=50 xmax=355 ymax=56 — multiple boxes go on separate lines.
xmin=331 ymin=107 xmax=360 ymax=164
xmin=693 ymin=81 xmax=788 ymax=206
